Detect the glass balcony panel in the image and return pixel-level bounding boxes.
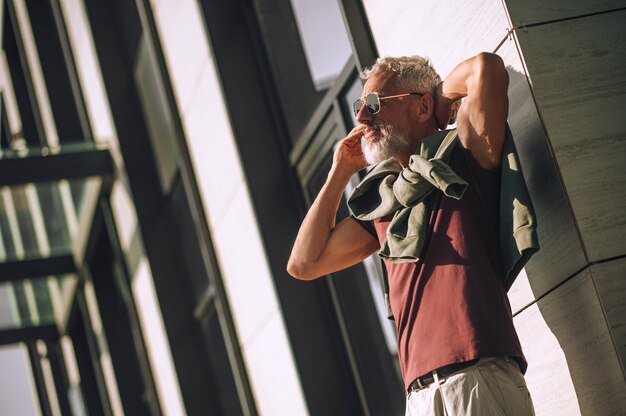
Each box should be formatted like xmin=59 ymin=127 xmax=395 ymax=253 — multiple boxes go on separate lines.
xmin=0 ymin=177 xmax=101 ymax=263
xmin=0 ymin=274 xmax=78 ymax=331
xmin=0 ymin=144 xmax=111 ymax=337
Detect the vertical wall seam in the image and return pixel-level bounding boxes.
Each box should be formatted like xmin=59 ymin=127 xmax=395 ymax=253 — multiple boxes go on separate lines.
xmin=587 ymin=264 xmax=626 ymax=382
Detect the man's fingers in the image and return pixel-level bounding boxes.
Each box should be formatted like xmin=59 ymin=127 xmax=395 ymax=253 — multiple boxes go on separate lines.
xmin=345 ymin=136 xmax=362 ymax=147
xmin=347 ymin=125 xmax=366 ymax=138
xmin=343 ymin=126 xmax=366 ymax=145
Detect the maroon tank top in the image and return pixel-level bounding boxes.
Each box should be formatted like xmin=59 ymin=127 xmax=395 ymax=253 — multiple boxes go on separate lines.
xmin=367 ymin=146 xmax=526 ymax=391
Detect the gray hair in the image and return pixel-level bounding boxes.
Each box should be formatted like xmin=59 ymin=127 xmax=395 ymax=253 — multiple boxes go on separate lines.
xmin=361 ymin=55 xmax=441 ymax=95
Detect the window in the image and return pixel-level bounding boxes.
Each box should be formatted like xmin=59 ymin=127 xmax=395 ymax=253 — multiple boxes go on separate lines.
xmin=289 ymin=0 xmax=353 ymax=90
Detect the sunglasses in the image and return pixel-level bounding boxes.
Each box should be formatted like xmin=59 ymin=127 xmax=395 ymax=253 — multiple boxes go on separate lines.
xmin=353 ymin=92 xmax=424 ymax=117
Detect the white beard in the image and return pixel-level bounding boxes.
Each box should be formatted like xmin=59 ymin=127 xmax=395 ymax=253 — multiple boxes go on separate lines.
xmin=362 ymin=124 xmax=412 ymax=165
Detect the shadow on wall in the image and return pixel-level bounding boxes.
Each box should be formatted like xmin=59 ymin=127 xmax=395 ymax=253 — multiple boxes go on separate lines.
xmin=506 ymin=63 xmax=625 ymax=415
xmin=506 ymin=65 xmax=587 ymax=296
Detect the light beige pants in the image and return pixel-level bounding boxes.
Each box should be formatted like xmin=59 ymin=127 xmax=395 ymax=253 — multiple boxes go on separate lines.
xmin=405 ymin=357 xmax=535 ymax=416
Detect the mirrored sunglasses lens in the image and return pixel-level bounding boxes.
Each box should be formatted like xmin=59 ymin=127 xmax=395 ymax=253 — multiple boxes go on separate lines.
xmin=353 ymin=99 xmax=363 ymax=116
xmin=365 ymin=94 xmax=380 ymax=114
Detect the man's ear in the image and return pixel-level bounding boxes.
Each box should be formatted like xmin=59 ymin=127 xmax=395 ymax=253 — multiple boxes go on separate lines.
xmin=416 ymin=93 xmax=434 ymax=123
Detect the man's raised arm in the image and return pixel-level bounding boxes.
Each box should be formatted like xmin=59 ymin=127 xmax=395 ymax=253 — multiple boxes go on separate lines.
xmin=287 ymin=126 xmax=380 ymax=281
xmin=435 ymin=52 xmax=509 ymax=169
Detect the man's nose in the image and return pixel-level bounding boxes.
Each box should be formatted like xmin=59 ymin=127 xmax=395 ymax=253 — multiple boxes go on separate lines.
xmin=355 ymin=102 xmax=373 ymax=124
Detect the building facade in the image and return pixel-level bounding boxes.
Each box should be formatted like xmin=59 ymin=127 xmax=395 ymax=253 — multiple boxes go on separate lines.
xmin=0 ymin=0 xmax=624 ymax=415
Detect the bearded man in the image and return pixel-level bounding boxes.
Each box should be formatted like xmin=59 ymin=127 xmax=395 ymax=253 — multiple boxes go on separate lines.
xmin=287 ymin=53 xmax=538 ymax=415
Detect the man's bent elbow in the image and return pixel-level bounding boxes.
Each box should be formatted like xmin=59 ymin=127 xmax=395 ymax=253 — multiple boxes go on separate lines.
xmin=475 ymin=52 xmax=504 ymax=70
xmin=474 ymin=53 xmax=508 ymax=84
xmin=286 ymin=259 xmax=319 ymax=281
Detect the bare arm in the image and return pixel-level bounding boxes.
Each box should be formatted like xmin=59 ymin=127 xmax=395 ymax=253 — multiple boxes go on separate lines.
xmin=435 ymin=52 xmax=509 ymax=169
xmin=287 ymin=126 xmax=380 ymax=280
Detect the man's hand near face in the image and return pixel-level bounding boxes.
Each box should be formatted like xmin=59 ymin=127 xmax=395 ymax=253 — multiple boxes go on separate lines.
xmin=286 ymin=126 xmax=379 ymax=281
xmin=332 ymin=125 xmax=369 ymax=178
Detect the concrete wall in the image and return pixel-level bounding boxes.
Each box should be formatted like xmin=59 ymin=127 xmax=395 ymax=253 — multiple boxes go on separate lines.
xmin=362 ymin=0 xmax=626 ymax=414
xmin=505 ymin=3 xmax=626 ymax=415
